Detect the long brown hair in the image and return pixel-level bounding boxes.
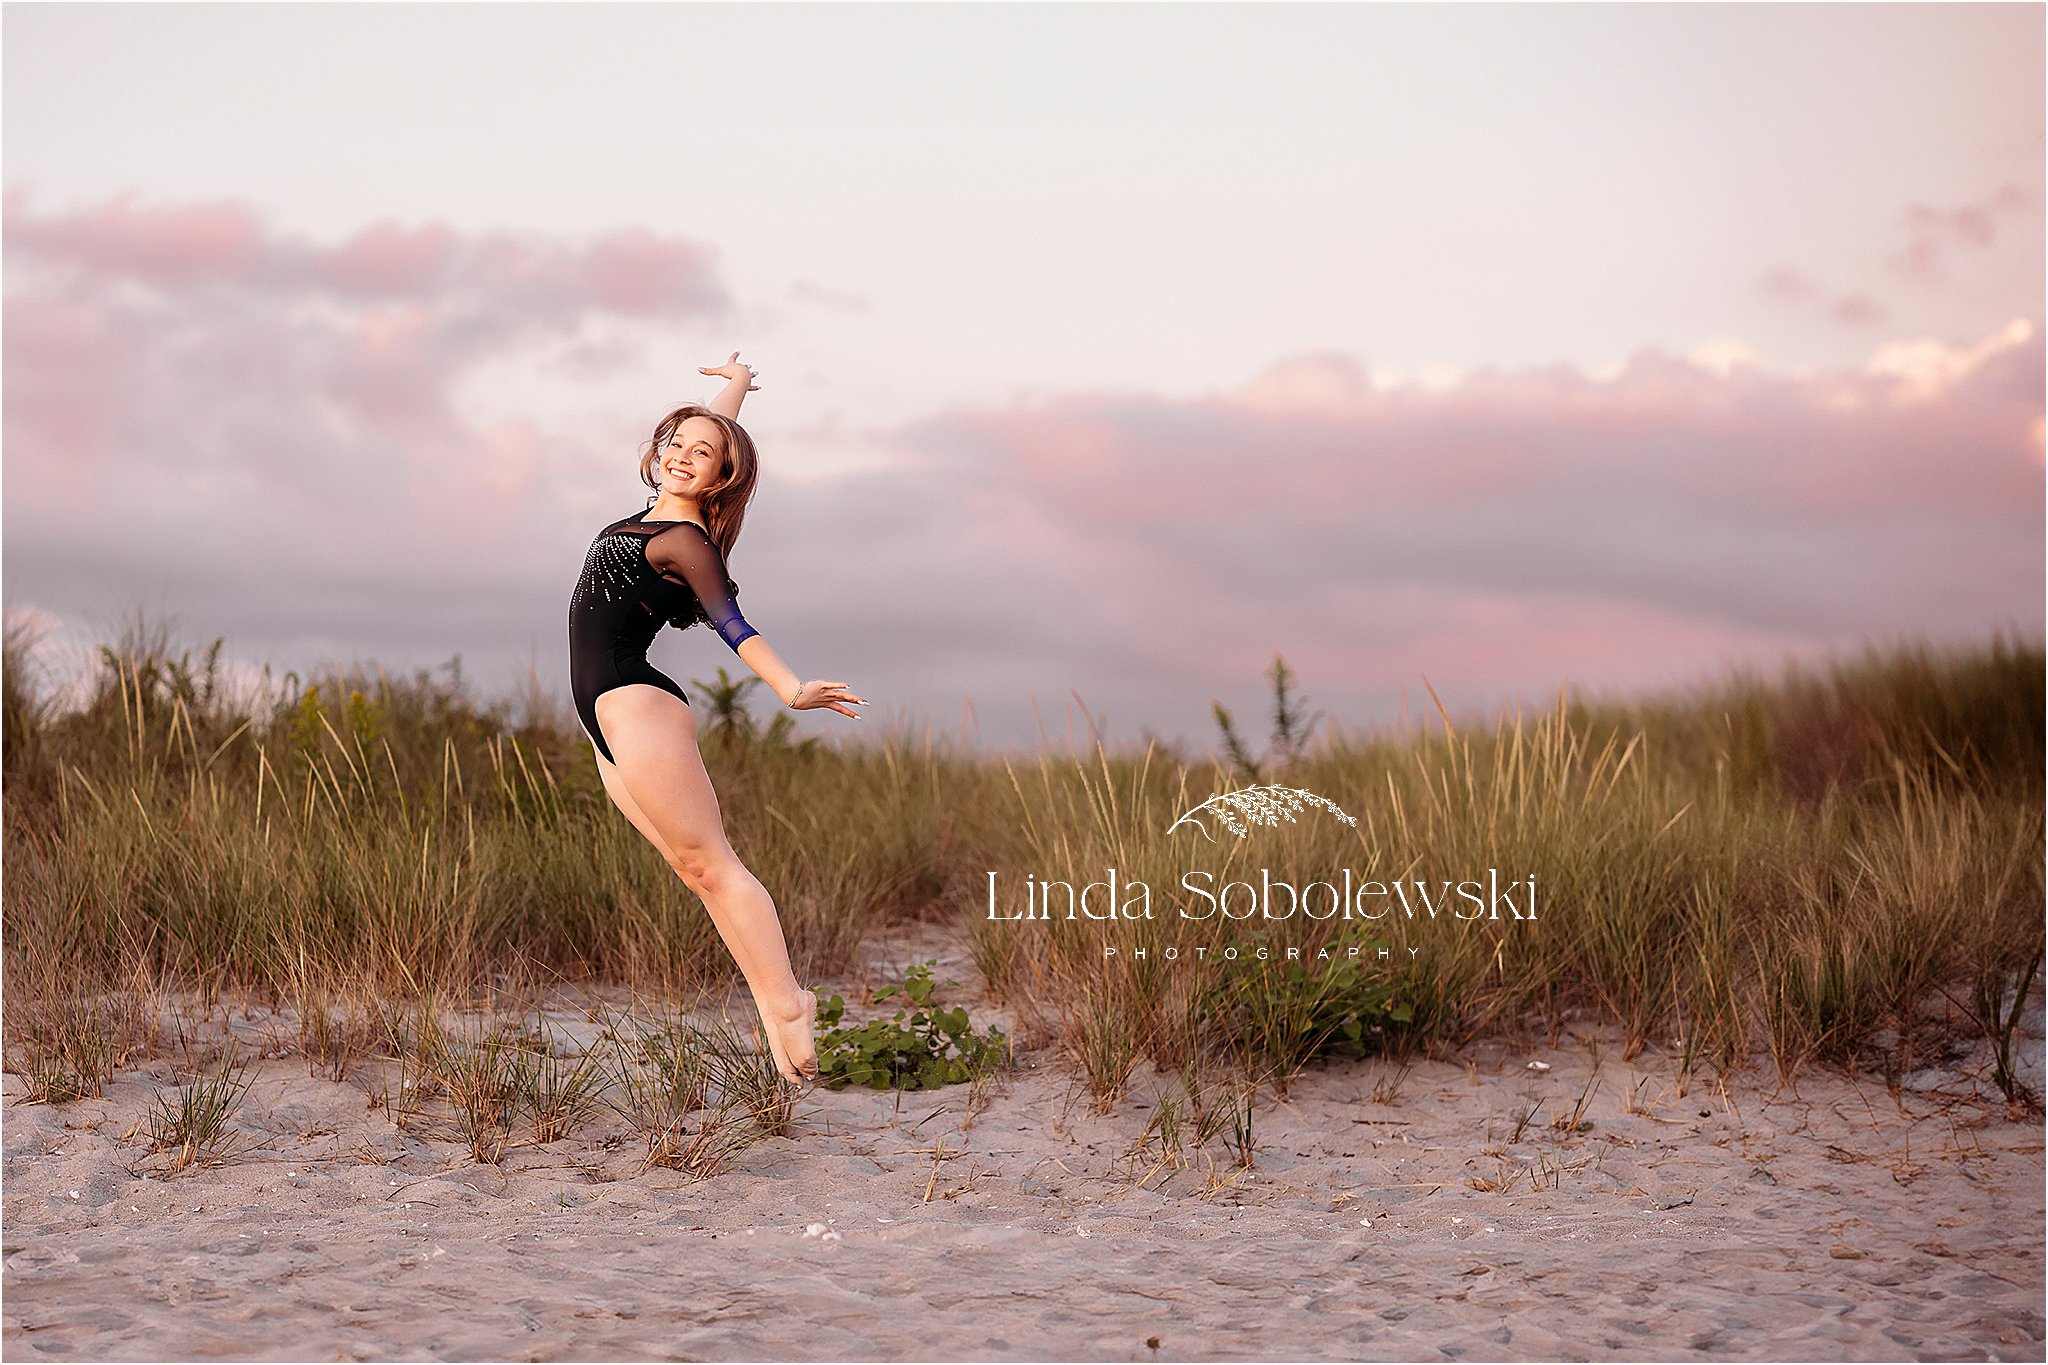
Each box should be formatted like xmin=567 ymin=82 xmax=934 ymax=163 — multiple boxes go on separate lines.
xmin=636 ymin=404 xmax=759 ymax=559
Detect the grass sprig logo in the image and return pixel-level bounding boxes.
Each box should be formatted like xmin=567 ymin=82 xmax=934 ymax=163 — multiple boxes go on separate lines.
xmin=1167 ymin=785 xmax=1359 ymax=842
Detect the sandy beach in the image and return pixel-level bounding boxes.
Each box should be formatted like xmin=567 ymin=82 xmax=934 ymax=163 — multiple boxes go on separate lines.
xmin=5 ymin=925 xmax=2043 ymax=1363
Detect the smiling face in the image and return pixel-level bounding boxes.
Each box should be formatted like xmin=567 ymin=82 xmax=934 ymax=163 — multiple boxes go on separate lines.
xmin=659 ymin=415 xmax=728 ymax=500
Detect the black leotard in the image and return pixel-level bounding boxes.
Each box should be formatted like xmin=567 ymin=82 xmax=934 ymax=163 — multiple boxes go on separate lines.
xmin=567 ymin=508 xmax=760 ymax=763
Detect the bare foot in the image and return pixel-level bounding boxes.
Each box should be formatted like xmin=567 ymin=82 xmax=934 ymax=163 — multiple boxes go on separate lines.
xmin=760 ymin=988 xmax=820 ymax=1085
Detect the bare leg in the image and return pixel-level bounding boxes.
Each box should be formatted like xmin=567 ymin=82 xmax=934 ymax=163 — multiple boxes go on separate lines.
xmin=594 ymin=685 xmax=818 ymax=1082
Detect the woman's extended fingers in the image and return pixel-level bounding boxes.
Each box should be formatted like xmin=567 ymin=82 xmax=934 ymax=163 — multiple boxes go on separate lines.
xmin=798 ymin=681 xmax=868 ymax=716
xmin=698 ymin=351 xmax=760 ymax=388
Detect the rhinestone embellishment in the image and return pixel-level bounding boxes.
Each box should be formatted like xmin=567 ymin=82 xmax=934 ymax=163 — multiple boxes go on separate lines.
xmin=569 ymin=529 xmax=653 ymax=611
xmin=569 ymin=518 xmax=730 ymax=636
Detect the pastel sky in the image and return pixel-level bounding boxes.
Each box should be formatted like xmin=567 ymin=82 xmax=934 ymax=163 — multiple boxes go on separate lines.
xmin=4 ymin=2 xmax=2042 ymax=754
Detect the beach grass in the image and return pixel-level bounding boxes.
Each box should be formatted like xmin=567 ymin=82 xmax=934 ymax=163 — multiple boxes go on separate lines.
xmin=3 ymin=611 xmax=2040 ymax=1122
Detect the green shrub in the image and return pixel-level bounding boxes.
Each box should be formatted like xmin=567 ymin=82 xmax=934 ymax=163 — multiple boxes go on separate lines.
xmin=815 ymin=960 xmax=1011 ymax=1091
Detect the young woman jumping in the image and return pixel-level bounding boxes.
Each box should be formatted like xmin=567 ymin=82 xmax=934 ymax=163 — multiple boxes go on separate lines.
xmin=567 ymin=353 xmax=866 ymax=1084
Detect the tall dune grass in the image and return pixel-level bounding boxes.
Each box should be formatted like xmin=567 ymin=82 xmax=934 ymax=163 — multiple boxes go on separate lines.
xmin=972 ymin=640 xmax=2041 ymax=1108
xmin=3 ymin=613 xmax=2040 ymax=1108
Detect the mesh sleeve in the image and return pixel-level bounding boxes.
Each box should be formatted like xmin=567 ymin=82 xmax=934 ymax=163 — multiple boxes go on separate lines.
xmin=647 ymin=523 xmax=760 ymax=651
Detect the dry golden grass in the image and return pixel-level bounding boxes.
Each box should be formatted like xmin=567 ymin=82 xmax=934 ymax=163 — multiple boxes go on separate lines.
xmin=4 ymin=612 xmax=2040 ymax=1121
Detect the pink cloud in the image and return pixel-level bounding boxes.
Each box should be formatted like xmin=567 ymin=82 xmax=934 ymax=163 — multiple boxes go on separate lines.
xmin=1758 ymin=265 xmax=1817 ymax=306
xmin=2 ymin=188 xmax=267 ymax=287
xmin=1828 ymin=292 xmax=1889 ymax=327
xmin=1757 ymin=266 xmax=1890 ymax=329
xmin=1758 ymin=184 xmax=2034 ymax=329
xmin=2 ymin=186 xmax=728 ymax=316
xmin=2 ymin=186 xmax=733 ymax=658
xmin=1886 ymin=182 xmax=2034 ymax=283
xmin=837 ymin=318 xmax=2043 ymax=741
xmin=324 ymin=220 xmax=460 ymax=296
xmin=4 ymin=184 xmax=2039 ymax=750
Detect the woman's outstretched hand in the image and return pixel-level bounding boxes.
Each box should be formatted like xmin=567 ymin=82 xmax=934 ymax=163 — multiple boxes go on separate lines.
xmin=788 ymin=680 xmax=867 ymax=719
xmin=699 ymin=352 xmax=759 ymax=390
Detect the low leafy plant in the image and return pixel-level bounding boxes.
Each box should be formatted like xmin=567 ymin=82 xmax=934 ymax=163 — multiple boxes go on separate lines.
xmin=815 ymin=960 xmax=1011 ymax=1092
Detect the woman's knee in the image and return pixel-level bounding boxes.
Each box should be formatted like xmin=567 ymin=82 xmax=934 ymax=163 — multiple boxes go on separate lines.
xmin=664 ymin=840 xmax=739 ymax=891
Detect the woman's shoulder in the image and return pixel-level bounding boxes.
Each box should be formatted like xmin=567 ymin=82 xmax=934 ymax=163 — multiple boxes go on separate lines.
xmin=597 ymin=509 xmax=659 ymax=537
xmin=645 ymin=519 xmax=720 ymax=553
xmin=645 ymin=521 xmax=739 ymax=593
